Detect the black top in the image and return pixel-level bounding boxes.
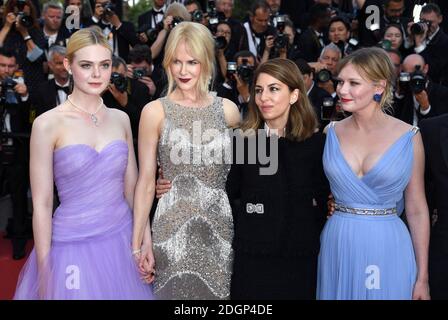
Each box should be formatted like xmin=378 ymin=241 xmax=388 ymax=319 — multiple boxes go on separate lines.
xmin=226 ymin=130 xmax=330 ymax=257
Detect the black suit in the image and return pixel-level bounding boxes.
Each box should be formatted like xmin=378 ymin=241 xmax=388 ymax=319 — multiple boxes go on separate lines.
xmin=90 ymin=19 xmax=139 ymax=61
xmin=102 ymin=78 xmax=152 ymax=140
xmin=417 ymin=29 xmax=448 ymax=86
xmin=1 ymin=95 xmax=30 ymax=255
xmin=308 ymin=83 xmax=332 ymax=128
xmin=299 ymin=27 xmax=327 ymax=62
xmin=31 ymin=79 xmax=70 ymax=116
xmin=138 ymin=9 xmax=164 ymax=32
xmin=420 ymin=114 xmax=448 ymax=299
xmin=392 ymin=81 xmax=448 ymax=124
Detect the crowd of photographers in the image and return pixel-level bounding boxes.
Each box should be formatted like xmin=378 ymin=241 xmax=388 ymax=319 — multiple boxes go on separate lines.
xmin=1 ymin=0 xmax=448 ymax=260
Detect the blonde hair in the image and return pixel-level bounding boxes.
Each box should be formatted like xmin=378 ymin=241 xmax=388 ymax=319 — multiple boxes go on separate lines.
xmin=241 ymin=58 xmax=319 ymax=141
xmin=336 ymin=47 xmax=395 ymax=111
xmin=163 ymin=22 xmax=215 ymax=99
xmin=66 ymin=27 xmax=112 ymax=64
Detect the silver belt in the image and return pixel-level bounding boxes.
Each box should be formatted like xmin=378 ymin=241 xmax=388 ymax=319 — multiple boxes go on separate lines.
xmin=334 ymin=203 xmax=397 ymax=216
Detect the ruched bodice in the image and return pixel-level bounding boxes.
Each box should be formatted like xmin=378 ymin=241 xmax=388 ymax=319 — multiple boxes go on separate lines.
xmin=52 ymin=140 xmax=131 ymax=242
xmin=323 ymin=124 xmax=418 ymax=210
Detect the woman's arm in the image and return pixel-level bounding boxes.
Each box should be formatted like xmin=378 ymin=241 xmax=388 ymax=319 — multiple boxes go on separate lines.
xmin=29 ymin=115 xmax=56 ymax=270
xmin=120 ymin=111 xmax=138 ymax=209
xmin=132 ymin=101 xmax=163 ymax=248
xmin=404 ymin=132 xmax=431 ymax=300
xmin=222 ymin=98 xmax=241 ymax=128
xmin=150 ymin=16 xmax=173 ymax=60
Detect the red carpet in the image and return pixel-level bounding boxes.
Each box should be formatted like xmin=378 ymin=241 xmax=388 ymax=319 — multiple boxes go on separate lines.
xmin=0 ymin=232 xmax=33 ymax=300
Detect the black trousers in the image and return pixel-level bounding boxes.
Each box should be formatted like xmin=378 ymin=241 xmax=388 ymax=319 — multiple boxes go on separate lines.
xmin=1 ymin=163 xmax=28 ymax=238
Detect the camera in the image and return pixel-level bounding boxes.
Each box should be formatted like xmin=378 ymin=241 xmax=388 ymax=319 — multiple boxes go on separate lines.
xmin=378 ymin=39 xmax=392 ymax=50
xmin=110 ymin=72 xmax=127 ymax=92
xmin=226 ymin=61 xmax=237 ymax=80
xmin=0 ymin=77 xmax=19 ymax=105
xmin=321 ymin=97 xmax=335 ymax=121
xmin=410 ymin=20 xmax=431 ymax=36
xmin=237 ymin=58 xmax=254 ymax=84
xmin=273 ymin=15 xmax=288 ymax=50
xmin=138 ymin=22 xmax=163 ymax=44
xmin=399 ymin=65 xmax=426 ymax=94
xmin=171 ymin=16 xmax=184 ymax=28
xmin=132 ymin=68 xmax=147 ymax=79
xmin=102 ymin=2 xmax=116 ymax=17
xmin=215 ymin=36 xmax=227 ymax=50
xmin=191 ymin=9 xmax=204 ymax=22
xmin=316 ymin=69 xmax=332 ymax=83
xmin=16 ymin=0 xmax=33 ymax=29
xmin=207 ymin=0 xmax=225 ymax=29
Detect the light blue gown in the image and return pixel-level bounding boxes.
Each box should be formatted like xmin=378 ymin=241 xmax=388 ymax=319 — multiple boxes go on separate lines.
xmin=317 ymin=123 xmax=418 ymax=300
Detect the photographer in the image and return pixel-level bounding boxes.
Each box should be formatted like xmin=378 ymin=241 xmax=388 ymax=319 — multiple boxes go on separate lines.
xmin=393 ymin=53 xmax=448 ymax=125
xmin=328 ymin=16 xmax=359 ymax=57
xmin=242 ymin=1 xmax=276 ymax=62
xmin=295 ymin=58 xmax=333 ymax=130
xmin=299 ymin=3 xmax=331 ymax=62
xmin=309 ymin=43 xmax=341 ymax=97
xmin=0 ymin=0 xmax=46 ymax=92
xmin=216 ymin=50 xmax=256 ymax=119
xmin=31 ymin=45 xmax=70 ymax=116
xmin=406 ymin=3 xmax=448 ymax=86
xmin=0 ymin=47 xmax=30 ymax=260
xmin=127 ymin=44 xmax=164 ymax=100
xmin=137 ymin=0 xmax=167 ymax=45
xmin=215 ymin=0 xmax=246 ymax=54
xmin=214 ymin=20 xmax=234 ymax=83
xmin=185 ymin=0 xmax=208 ymax=26
xmin=90 ymin=0 xmax=139 ymax=61
xmin=260 ymin=16 xmax=301 ymax=63
xmin=103 ymin=55 xmax=151 ymax=140
xmin=147 ymin=3 xmax=191 ymax=67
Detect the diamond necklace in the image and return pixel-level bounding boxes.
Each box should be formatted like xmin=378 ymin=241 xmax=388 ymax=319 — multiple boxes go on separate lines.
xmin=67 ymin=95 xmax=104 ymax=126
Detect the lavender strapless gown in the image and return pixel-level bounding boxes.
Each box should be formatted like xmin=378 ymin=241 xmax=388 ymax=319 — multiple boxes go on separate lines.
xmin=14 ymin=140 xmax=154 ymax=300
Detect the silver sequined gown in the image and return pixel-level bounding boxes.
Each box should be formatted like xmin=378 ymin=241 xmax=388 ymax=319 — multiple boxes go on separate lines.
xmin=152 ymin=95 xmax=234 ymax=300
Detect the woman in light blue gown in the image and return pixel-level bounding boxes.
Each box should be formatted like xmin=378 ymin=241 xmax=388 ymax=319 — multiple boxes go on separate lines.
xmin=317 ymin=47 xmax=430 ymax=300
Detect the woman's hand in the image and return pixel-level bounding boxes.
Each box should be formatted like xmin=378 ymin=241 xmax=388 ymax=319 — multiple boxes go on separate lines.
xmin=327 ymin=193 xmax=335 ymax=219
xmin=412 ymin=279 xmax=430 ymax=300
xmin=155 ymin=167 xmax=171 ymax=199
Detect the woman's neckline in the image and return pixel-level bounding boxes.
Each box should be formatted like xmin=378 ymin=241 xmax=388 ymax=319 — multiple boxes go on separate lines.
xmin=166 ymin=94 xmax=215 ymax=109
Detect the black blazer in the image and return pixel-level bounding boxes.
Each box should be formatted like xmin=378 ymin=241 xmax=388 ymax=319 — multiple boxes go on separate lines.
xmin=420 ymin=114 xmax=448 ymax=254
xmin=419 ymin=29 xmax=448 ymax=86
xmin=299 ymin=27 xmax=327 ymax=62
xmin=102 ymin=78 xmax=152 ymax=139
xmin=308 ymin=83 xmax=332 ymax=125
xmin=89 ymin=19 xmax=139 ymax=61
xmin=138 ymin=10 xmax=159 ymax=31
xmin=31 ymin=79 xmax=69 ymax=116
xmin=226 ymin=131 xmax=330 ymax=257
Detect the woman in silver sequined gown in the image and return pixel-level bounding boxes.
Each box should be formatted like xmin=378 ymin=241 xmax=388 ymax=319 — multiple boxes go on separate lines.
xmin=131 ymin=22 xmax=241 ymax=300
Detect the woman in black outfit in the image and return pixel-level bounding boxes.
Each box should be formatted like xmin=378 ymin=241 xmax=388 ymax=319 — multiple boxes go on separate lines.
xmin=226 ymin=58 xmax=329 ymax=300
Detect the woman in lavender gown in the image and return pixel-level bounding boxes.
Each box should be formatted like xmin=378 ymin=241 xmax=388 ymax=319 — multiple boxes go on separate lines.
xmin=14 ymin=27 xmax=154 ymax=299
